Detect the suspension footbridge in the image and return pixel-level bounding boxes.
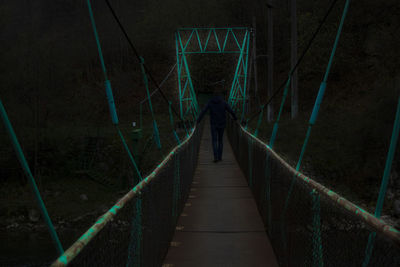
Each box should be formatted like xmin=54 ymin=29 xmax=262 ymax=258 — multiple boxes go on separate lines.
xmin=1 ymin=0 xmax=400 ymax=266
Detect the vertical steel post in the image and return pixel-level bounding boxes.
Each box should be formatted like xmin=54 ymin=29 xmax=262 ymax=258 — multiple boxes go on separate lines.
xmin=182 ymin=53 xmax=198 ymax=117
xmin=247 ymin=32 xmax=254 ymax=110
xmin=177 ymin=31 xmax=199 ymax=119
xmin=241 ymin=30 xmax=251 ymax=120
xmin=175 ymin=32 xmax=184 ymax=119
xmin=229 ymin=31 xmax=249 ymax=112
xmin=253 ymin=17 xmax=259 ymax=105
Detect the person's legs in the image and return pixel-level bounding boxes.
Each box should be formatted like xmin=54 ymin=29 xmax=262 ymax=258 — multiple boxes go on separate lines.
xmin=217 ymin=127 xmax=224 ymax=160
xmin=210 ymin=125 xmax=218 ymax=161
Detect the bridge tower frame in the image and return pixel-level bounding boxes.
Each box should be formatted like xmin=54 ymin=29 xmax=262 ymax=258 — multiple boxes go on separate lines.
xmin=175 ymin=27 xmax=251 ymax=121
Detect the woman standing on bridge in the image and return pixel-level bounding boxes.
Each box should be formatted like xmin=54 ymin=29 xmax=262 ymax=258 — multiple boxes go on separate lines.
xmin=196 ymin=92 xmax=237 ymax=163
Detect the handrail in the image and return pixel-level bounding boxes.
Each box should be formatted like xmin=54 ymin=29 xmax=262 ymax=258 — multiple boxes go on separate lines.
xmin=236 ymin=122 xmax=400 ymax=247
xmin=50 ymin=126 xmax=197 ymax=267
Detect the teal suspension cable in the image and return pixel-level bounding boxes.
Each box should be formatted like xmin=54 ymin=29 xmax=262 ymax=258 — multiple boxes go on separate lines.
xmin=86 ymin=0 xmax=142 ymax=180
xmin=265 ymin=151 xmax=272 ymax=237
xmin=261 ymin=75 xmax=291 ymax=239
xmin=281 ymin=0 xmax=351 ymax=261
xmin=86 ymin=0 xmax=108 ymax=81
xmin=126 ymin=197 xmax=142 ymax=267
xmin=172 ymin=154 xmax=181 ymax=220
xmin=116 ymin=126 xmax=142 ymax=181
xmin=311 ymin=190 xmax=324 ymax=267
xmin=240 ymin=30 xmax=251 ymax=121
xmin=0 ymin=99 xmax=64 ymax=255
xmin=362 ymin=93 xmax=400 ymax=266
xmin=87 ymin=0 xmax=117 ymax=124
xmin=169 ymin=102 xmax=181 ymax=144
xmin=140 ymin=57 xmax=161 ymax=149
xmin=244 ymin=118 xmax=249 ymax=130
xmin=254 ymin=105 xmax=265 ymax=137
xmin=283 ymin=0 xmax=351 ymax=218
xmin=269 ymin=76 xmax=291 ymax=147
xmin=248 ymin=138 xmax=253 ymax=187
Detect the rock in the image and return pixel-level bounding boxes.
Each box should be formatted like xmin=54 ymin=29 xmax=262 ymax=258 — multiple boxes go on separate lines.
xmin=7 ymin=222 xmax=19 ymax=229
xmin=80 ymin=194 xmax=88 ymax=201
xmin=390 ymin=171 xmax=400 ymax=189
xmin=29 ymin=209 xmax=40 ymax=222
xmin=387 ymin=188 xmax=395 ymax=200
xmin=381 ymin=215 xmax=397 ymax=227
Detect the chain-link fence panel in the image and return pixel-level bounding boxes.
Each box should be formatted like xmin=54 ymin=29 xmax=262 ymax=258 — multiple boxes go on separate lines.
xmin=227 ymin=120 xmax=400 ymax=267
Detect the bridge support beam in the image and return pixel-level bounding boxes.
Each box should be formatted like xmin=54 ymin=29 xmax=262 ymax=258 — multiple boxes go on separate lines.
xmin=175 ymin=28 xmax=250 ymax=120
xmin=176 ymin=31 xmax=200 ymax=121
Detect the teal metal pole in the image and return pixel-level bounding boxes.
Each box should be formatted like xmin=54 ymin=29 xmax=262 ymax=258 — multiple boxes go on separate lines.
xmin=264 ymin=152 xmax=272 ymax=236
xmin=254 ymin=105 xmax=264 ymax=137
xmin=0 ymin=99 xmax=64 ymax=255
xmin=281 ymin=0 xmax=350 ymax=260
xmin=286 ymin=0 xmax=351 ymax=192
xmin=86 ymin=0 xmax=108 ymax=81
xmin=229 ymin=31 xmax=248 ymax=110
xmin=87 ymin=0 xmax=118 ymax=124
xmin=362 ymin=94 xmax=400 ymax=266
xmin=181 ymin=50 xmax=198 ymax=117
xmin=126 ymin=198 xmax=142 ymax=267
xmin=311 ymin=190 xmax=324 ymax=267
xmin=269 ymin=76 xmax=291 ymax=147
xmin=169 ymin=101 xmax=181 ymax=144
xmin=375 ymin=96 xmax=400 ymax=216
xmin=139 ymin=57 xmax=161 ymax=149
xmin=177 ymin=31 xmax=199 ymax=117
xmin=241 ymin=30 xmax=251 ymax=121
xmin=228 ymin=31 xmax=244 ymax=105
xmin=86 ymin=0 xmax=141 ymax=180
xmin=116 ymin=126 xmax=142 ymax=181
xmin=172 ymin=154 xmax=181 ymax=220
xmin=175 ymin=32 xmax=184 ymax=119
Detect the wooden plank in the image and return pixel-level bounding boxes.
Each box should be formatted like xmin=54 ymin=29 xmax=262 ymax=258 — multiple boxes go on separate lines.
xmin=163 ymin=122 xmax=279 ymax=266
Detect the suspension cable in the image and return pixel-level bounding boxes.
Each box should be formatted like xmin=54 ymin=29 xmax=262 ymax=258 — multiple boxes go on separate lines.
xmin=139 ymin=63 xmax=177 ymax=105
xmin=246 ymin=0 xmax=340 ymax=124
xmin=103 ymin=0 xmax=183 ymax=121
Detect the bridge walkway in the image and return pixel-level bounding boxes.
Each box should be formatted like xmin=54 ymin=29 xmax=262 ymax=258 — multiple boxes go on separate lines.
xmin=163 ymin=122 xmax=279 ymax=267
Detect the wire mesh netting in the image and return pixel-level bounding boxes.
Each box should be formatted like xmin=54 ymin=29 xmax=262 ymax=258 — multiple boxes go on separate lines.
xmin=227 ymin=120 xmax=400 ymax=267
xmin=50 ymin=124 xmax=202 ymax=267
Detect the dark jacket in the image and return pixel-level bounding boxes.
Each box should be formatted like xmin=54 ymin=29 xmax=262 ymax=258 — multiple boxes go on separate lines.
xmin=197 ymin=96 xmax=237 ymax=128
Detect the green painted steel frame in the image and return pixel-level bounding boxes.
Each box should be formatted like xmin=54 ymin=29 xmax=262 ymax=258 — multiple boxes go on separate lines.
xmin=175 ymin=27 xmax=250 ymax=120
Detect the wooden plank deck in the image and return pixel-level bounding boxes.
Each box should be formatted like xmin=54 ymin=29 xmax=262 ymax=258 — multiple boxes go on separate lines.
xmin=163 ymin=122 xmax=279 ymax=267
